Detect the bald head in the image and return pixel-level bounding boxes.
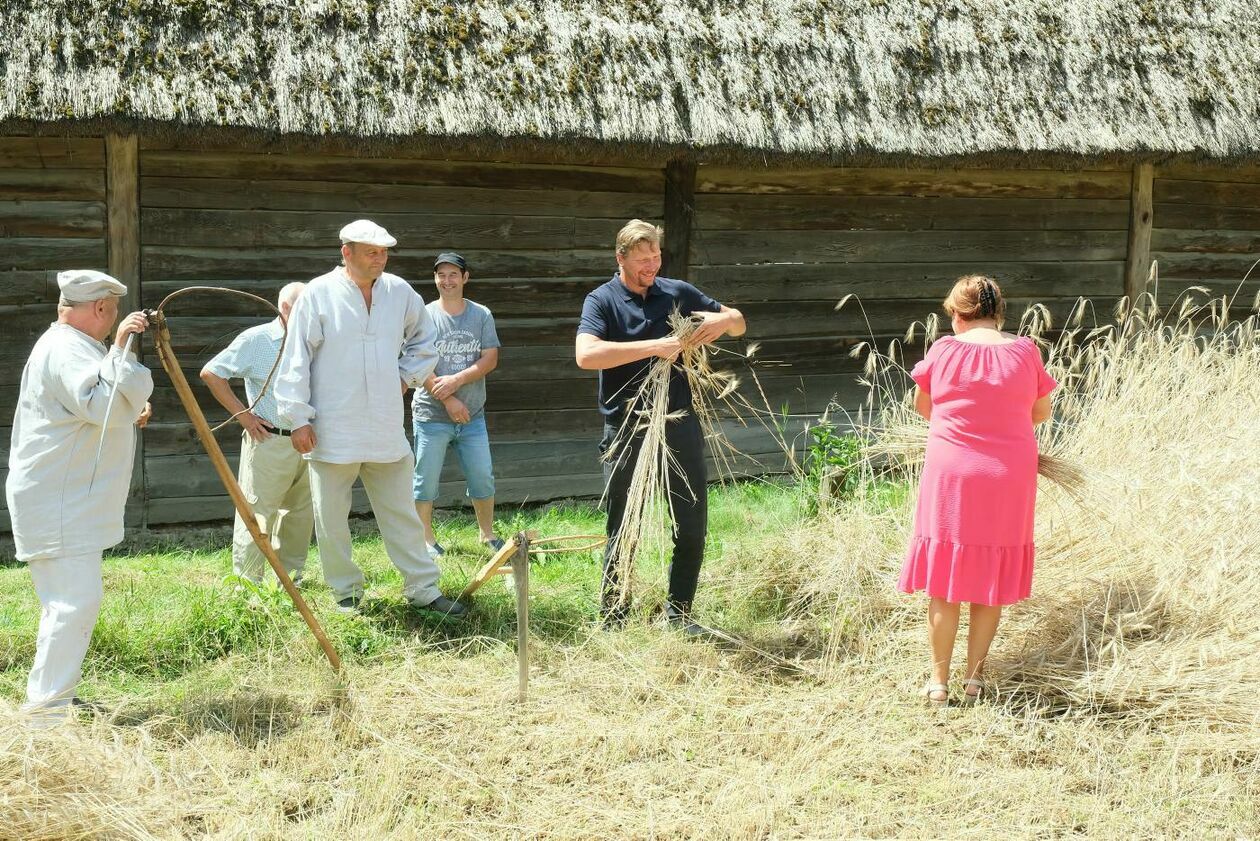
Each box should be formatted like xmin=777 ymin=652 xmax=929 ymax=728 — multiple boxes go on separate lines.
xmin=278 ymin=282 xmax=305 ymax=321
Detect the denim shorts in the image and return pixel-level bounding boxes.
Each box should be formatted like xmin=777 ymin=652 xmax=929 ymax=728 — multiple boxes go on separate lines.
xmin=412 ymin=415 xmax=496 ymax=502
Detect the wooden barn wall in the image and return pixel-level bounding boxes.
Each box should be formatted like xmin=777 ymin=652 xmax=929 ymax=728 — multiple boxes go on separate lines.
xmin=4 ymin=136 xmax=1260 ymax=535
xmin=1150 ymin=163 xmax=1260 ymax=311
xmin=689 ymin=166 xmax=1134 ymax=428
xmin=0 ymin=136 xmax=108 ymax=532
xmin=136 ymin=145 xmax=666 ymax=524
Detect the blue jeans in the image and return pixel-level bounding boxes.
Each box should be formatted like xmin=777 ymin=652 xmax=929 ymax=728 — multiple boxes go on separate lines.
xmin=412 ymin=415 xmax=496 ymax=502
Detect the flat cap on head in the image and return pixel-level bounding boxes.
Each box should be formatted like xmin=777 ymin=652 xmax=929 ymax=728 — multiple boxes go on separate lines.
xmin=339 ymin=219 xmax=397 ymax=248
xmin=433 ymin=252 xmax=468 ymax=272
xmin=57 ymin=269 xmax=127 ymax=303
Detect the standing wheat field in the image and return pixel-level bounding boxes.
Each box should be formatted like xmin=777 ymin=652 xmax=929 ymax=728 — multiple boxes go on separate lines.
xmin=0 ymin=294 xmax=1256 ymax=839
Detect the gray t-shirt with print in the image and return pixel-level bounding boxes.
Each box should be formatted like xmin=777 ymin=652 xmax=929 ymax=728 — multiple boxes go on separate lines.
xmin=412 ymin=299 xmax=501 ymax=423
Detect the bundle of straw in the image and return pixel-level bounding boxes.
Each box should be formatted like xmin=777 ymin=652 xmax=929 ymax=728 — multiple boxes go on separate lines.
xmin=601 ymin=310 xmax=773 ymax=604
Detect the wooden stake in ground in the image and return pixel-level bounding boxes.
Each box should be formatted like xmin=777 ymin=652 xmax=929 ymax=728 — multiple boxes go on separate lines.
xmin=149 ymin=309 xmax=343 ymax=674
xmin=514 ymin=532 xmax=530 ymax=704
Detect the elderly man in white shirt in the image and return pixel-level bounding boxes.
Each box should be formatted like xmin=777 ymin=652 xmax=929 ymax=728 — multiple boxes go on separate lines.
xmin=6 ymin=270 xmax=153 ymax=723
xmin=276 ymin=220 xmax=466 ymax=617
xmin=201 ymin=282 xmax=312 ymax=588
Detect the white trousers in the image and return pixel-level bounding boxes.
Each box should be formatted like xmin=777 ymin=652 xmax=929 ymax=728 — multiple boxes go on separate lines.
xmin=24 ymin=552 xmax=104 ymax=714
xmin=232 ymin=432 xmax=313 ymax=583
xmin=309 ymin=456 xmax=442 ymax=605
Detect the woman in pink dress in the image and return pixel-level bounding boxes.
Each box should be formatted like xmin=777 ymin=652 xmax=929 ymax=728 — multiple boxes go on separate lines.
xmin=899 ymin=275 xmax=1056 ymax=706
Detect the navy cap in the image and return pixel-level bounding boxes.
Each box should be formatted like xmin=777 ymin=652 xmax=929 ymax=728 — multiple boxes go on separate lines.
xmin=433 ymin=252 xmax=468 ymax=272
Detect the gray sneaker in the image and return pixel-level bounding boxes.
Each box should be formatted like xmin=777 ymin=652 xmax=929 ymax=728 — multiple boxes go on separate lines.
xmin=413 ymin=594 xmax=467 ymax=619
xmin=484 ymin=537 xmax=506 ymax=553
xmin=426 ymin=542 xmax=445 ymax=558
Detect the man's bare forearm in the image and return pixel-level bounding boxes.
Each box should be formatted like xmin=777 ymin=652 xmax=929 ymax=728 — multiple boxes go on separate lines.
xmin=200 ymin=370 xmax=247 ymax=416
xmin=575 ymin=336 xmax=668 ymax=370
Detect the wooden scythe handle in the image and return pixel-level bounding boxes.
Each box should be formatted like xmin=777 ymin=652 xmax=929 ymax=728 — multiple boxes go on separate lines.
xmin=150 ymin=309 xmax=342 ymax=674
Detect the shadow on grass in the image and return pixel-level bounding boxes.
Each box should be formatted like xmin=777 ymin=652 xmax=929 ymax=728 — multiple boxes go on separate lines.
xmin=109 ymin=687 xmax=329 ymax=746
xmin=352 ymin=588 xmax=598 ymax=651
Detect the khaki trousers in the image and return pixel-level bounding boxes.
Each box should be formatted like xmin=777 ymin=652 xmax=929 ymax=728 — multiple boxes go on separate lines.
xmin=232 ymin=432 xmax=313 ymax=583
xmin=308 ymin=456 xmax=442 ymax=605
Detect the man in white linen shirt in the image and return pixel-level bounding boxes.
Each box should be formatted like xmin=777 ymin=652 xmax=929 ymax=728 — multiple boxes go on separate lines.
xmin=6 ymin=270 xmax=154 ymax=724
xmin=201 ymin=282 xmax=312 ymax=588
xmin=275 ymin=220 xmax=467 ymax=617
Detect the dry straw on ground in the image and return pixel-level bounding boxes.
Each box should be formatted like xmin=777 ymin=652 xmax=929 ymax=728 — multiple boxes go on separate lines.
xmin=1 ymin=291 xmax=1256 ymax=838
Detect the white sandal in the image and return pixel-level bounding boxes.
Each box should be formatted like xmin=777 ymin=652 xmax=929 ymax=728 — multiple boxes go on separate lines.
xmin=922 ymin=682 xmax=949 ymax=708
xmin=961 ymin=678 xmax=985 ymax=705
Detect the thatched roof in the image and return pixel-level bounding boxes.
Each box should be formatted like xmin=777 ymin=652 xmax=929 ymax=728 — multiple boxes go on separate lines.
xmin=2 ymin=0 xmax=1258 ymax=161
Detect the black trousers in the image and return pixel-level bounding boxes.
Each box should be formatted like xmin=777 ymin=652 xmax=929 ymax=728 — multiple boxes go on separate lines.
xmin=599 ymin=413 xmax=708 ymax=606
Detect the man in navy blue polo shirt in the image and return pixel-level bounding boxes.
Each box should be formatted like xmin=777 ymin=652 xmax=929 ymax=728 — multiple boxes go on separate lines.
xmin=576 ymin=219 xmax=746 ymax=632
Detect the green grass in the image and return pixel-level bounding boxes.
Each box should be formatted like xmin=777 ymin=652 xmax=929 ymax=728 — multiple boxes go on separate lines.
xmin=0 ymin=478 xmax=808 ymax=705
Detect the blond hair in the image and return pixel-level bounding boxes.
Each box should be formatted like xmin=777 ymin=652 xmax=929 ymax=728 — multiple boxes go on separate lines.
xmin=615 ymin=219 xmax=664 ymax=256
xmin=944 ymin=274 xmax=1006 ymax=325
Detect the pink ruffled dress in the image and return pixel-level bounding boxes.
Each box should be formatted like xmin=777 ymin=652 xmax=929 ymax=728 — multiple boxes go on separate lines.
xmin=898 ymin=335 xmax=1058 ymax=606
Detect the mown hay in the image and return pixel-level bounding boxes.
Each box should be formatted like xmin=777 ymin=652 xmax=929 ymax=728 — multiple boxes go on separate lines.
xmin=813 ymin=290 xmax=1260 ymax=740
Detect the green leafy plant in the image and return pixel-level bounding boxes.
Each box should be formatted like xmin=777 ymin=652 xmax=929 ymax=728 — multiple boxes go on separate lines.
xmin=805 ymin=421 xmax=863 ymax=503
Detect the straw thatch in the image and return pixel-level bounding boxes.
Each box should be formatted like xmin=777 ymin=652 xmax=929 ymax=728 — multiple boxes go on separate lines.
xmin=2 ymin=0 xmax=1259 ymax=159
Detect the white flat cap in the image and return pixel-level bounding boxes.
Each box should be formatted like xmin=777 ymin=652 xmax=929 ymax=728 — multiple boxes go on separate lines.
xmin=57 ymin=269 xmax=127 ymax=303
xmin=339 ymin=219 xmax=397 ymax=247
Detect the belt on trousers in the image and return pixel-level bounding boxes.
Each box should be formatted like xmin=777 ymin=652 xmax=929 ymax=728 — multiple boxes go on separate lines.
xmin=274 ymin=428 xmax=293 ymax=437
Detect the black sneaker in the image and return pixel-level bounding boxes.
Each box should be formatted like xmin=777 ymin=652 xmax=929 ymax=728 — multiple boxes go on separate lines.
xmin=664 ymin=602 xmax=709 ymax=638
xmin=413 ymin=594 xmax=467 ymax=619
xmin=335 ymin=596 xmax=362 ymax=614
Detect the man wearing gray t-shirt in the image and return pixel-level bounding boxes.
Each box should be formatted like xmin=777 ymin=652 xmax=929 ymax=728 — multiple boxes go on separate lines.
xmin=412 ymin=252 xmax=503 ymax=556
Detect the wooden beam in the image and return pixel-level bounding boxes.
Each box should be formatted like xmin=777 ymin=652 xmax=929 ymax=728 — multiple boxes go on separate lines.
xmin=662 ymin=157 xmax=697 ymax=280
xmin=106 ymin=133 xmax=140 ymax=309
xmin=106 ymin=133 xmax=144 ymax=526
xmin=1124 ymin=162 xmax=1155 ymax=301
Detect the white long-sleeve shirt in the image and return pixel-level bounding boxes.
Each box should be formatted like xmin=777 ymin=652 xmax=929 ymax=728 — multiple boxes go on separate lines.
xmin=275 ymin=267 xmax=438 ymax=464
xmin=5 ymin=323 xmax=154 ymax=562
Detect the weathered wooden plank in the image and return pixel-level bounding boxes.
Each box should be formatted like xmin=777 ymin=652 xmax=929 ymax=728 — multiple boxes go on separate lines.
xmin=1150 ymin=278 xmax=1259 ymax=310
xmin=0 ymin=271 xmax=60 ymax=307
xmin=692 ymin=229 xmax=1127 ymax=266
xmin=141 ymin=208 xmax=618 ymax=250
xmin=1148 ymin=229 xmax=1260 ymax=255
xmin=1125 ymin=163 xmax=1155 ymax=302
xmin=140 ymin=176 xmax=661 ymax=219
xmin=696 ymin=194 xmax=1130 ymax=232
xmin=662 ymin=157 xmax=697 ymax=279
xmin=141 ymin=277 xmax=609 ymax=318
xmin=139 ymin=134 xmax=670 ymax=169
xmin=142 ymin=471 xmax=614 ymax=525
xmin=1155 ymin=162 xmax=1260 ymax=183
xmin=1153 ymin=202 xmax=1260 ymax=232
xmin=0 ymin=169 xmax=107 ymax=202
xmin=142 ymin=365 xmax=852 ymax=444
xmin=1148 ymin=251 xmax=1260 ymax=280
xmin=141 ymin=405 xmax=610 ymax=457
xmin=0 ymin=137 xmax=104 ymax=169
xmin=697 ymin=166 xmax=1130 ymax=199
xmin=141 ymin=245 xmax=614 ymax=282
xmin=1155 ymin=179 xmax=1260 ymax=210
xmin=0 ymin=237 xmax=107 ymax=271
xmin=141 ymin=152 xmax=664 ymax=194
xmin=0 ymin=200 xmax=105 ymax=238
xmin=691 ymin=260 xmax=1125 ymax=302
